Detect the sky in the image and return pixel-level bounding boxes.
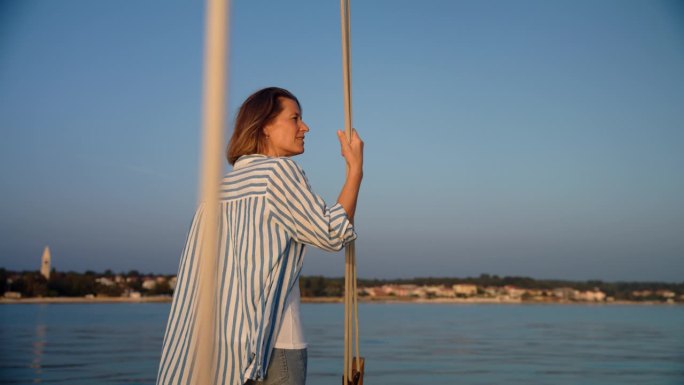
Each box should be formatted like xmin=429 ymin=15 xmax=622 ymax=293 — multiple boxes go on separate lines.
xmin=1 ymin=0 xmax=683 ymax=282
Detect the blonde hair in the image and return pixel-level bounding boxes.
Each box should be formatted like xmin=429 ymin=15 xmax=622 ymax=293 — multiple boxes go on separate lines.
xmin=227 ymin=87 xmax=300 ymax=165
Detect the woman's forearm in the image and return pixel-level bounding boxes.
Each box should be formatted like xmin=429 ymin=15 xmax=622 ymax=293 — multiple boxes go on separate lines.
xmin=337 ymin=167 xmax=363 ymax=221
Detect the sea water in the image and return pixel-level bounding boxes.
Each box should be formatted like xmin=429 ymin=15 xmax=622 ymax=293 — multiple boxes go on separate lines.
xmin=1 ymin=302 xmax=682 ymax=384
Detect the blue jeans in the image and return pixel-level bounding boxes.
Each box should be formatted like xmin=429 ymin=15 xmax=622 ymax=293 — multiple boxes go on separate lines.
xmin=247 ymin=348 xmax=307 ymax=385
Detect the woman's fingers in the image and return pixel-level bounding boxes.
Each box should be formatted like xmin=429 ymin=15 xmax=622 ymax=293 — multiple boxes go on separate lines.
xmin=338 ymin=129 xmax=362 ymax=145
xmin=337 ymin=130 xmax=348 ymax=156
xmin=337 ymin=129 xmax=363 ymax=169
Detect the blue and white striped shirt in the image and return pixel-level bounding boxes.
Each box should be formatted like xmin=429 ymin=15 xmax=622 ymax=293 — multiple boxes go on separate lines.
xmin=156 ymin=155 xmax=356 ymax=385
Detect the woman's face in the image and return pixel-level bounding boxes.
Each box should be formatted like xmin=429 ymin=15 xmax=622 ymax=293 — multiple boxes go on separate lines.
xmin=263 ymin=97 xmax=309 ymax=157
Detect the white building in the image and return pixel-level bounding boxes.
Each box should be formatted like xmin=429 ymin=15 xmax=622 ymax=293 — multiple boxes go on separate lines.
xmin=575 ymin=290 xmax=606 ymax=302
xmin=4 ymin=291 xmax=22 ymax=299
xmin=504 ymin=286 xmax=526 ymax=298
xmin=553 ymin=287 xmax=577 ymax=300
xmin=142 ymin=279 xmax=157 ymax=290
xmin=96 ymin=277 xmax=115 ymax=287
xmin=656 ymin=290 xmax=675 ymax=299
xmin=453 ymin=284 xmax=478 ymax=297
xmin=169 ymin=276 xmax=178 ymax=291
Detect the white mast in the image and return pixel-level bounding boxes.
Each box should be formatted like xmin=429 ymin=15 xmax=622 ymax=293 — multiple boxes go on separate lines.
xmin=40 ymin=246 xmax=51 ymax=280
xmin=340 ymin=0 xmax=363 ymax=384
xmin=193 ymin=0 xmax=230 ymax=384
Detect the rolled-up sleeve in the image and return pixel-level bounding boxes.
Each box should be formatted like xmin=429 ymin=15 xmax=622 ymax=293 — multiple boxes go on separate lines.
xmin=265 ymin=158 xmax=356 ymax=251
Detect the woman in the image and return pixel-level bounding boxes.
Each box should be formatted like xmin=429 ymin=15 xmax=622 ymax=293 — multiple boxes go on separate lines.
xmin=156 ymin=87 xmax=363 ymax=385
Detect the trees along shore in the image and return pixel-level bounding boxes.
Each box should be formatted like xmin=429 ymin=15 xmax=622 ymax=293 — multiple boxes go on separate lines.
xmin=1 ymin=269 xmax=682 ymax=304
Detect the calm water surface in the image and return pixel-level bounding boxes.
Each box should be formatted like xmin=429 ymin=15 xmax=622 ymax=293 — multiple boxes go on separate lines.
xmin=1 ymin=303 xmax=682 ymax=384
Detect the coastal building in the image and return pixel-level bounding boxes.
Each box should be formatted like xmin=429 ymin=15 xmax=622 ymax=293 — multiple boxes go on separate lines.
xmin=96 ymin=277 xmax=115 ymax=287
xmin=142 ymin=279 xmax=157 ymax=290
xmin=503 ymin=285 xmax=526 ymax=299
xmin=40 ymin=246 xmax=51 ymax=280
xmin=453 ymin=284 xmax=478 ymax=297
xmin=575 ymin=290 xmax=606 ymax=302
xmin=410 ymin=286 xmax=427 ymax=298
xmin=553 ymin=287 xmax=576 ymax=300
xmin=632 ymin=290 xmax=651 ymax=297
xmin=379 ymin=284 xmax=417 ymax=297
xmin=3 ymin=291 xmax=22 ymax=299
xmin=424 ymin=285 xmax=443 ymax=297
xmin=482 ymin=286 xmax=500 ymax=297
xmin=419 ymin=285 xmax=454 ymax=298
xmin=656 ymin=290 xmax=675 ymax=299
xmin=362 ymin=286 xmax=390 ymax=297
xmin=398 ymin=284 xmax=421 ymax=296
xmin=524 ymin=289 xmax=549 ymax=301
xmin=434 ymin=285 xmax=456 ymax=298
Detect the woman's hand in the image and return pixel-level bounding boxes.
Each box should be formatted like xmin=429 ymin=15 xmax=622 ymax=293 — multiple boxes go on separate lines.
xmin=336 ymin=129 xmax=363 ymax=221
xmin=337 ymin=129 xmax=364 ymax=175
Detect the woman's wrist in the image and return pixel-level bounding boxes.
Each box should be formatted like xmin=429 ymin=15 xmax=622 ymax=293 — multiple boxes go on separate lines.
xmin=347 ymin=166 xmax=363 ymax=181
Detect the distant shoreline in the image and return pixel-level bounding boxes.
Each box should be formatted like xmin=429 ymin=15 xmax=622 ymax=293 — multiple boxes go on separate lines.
xmin=0 ymin=296 xmax=173 ymax=304
xmin=1 ymin=296 xmax=679 ymax=306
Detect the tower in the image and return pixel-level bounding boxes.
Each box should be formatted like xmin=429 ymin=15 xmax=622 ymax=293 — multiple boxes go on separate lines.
xmin=40 ymin=246 xmax=51 ymax=280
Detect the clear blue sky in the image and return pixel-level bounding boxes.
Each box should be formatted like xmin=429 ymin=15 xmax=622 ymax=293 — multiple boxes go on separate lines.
xmin=1 ymin=0 xmax=683 ymax=282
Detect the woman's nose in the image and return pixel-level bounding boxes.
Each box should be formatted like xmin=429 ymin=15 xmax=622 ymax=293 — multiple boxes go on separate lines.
xmin=300 ymin=121 xmax=310 ymax=132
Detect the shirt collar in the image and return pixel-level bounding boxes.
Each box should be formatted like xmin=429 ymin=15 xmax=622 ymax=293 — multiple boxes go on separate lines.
xmin=233 ymin=154 xmax=269 ymax=170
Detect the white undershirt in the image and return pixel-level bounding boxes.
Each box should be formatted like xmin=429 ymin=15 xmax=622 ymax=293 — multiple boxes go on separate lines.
xmin=274 ymin=277 xmax=307 ymax=349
